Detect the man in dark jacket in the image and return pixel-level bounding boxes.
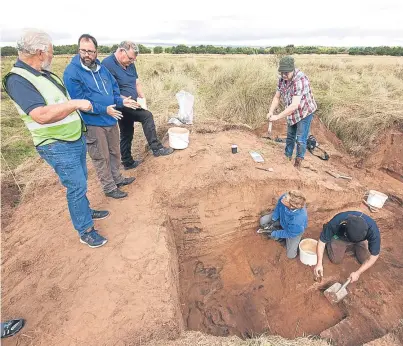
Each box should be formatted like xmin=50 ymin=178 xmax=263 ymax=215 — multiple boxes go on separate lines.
xmin=102 ymin=41 xmax=173 ymax=170
xmin=64 ymin=34 xmax=139 ymax=199
xmin=314 ymin=211 xmax=381 ymax=283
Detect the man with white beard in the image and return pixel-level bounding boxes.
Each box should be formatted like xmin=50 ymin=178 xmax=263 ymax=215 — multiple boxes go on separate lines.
xmin=3 ymin=28 xmax=110 ymax=248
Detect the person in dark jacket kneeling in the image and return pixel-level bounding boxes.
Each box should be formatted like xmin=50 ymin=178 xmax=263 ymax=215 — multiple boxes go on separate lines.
xmin=314 ymin=211 xmax=380 ymax=283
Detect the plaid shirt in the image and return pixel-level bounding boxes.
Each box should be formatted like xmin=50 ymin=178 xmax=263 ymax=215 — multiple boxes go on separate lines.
xmin=277 ymin=69 xmax=317 ymax=126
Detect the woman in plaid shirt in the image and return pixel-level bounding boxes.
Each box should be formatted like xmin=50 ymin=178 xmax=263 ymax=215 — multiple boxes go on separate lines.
xmin=267 ymin=56 xmax=317 ymax=169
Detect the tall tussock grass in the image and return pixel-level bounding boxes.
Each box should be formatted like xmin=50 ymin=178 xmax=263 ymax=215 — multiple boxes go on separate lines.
xmin=138 ymin=55 xmax=403 ymax=156
xmin=2 ymin=54 xmax=403 ymax=172
xmin=145 ymin=330 xmax=331 ymax=346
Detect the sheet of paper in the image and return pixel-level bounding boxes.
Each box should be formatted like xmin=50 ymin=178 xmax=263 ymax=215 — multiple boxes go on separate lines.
xmin=137 ymin=97 xmax=147 ymax=110
xmin=249 ymin=151 xmax=264 ymax=163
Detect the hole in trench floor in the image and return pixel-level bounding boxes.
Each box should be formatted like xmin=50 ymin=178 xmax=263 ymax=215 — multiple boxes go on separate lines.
xmin=178 ymin=232 xmax=347 ymax=339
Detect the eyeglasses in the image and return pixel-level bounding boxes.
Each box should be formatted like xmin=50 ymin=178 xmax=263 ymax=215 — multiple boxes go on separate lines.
xmin=79 ymin=49 xmax=96 ymax=56
xmin=122 ymin=49 xmax=137 ymax=62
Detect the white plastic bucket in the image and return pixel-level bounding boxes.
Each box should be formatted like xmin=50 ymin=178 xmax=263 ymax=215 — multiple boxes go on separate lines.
xmin=366 ymin=190 xmax=388 ymax=209
xmin=299 ymin=238 xmax=318 ymax=266
xmin=168 ymin=127 xmax=189 ymax=150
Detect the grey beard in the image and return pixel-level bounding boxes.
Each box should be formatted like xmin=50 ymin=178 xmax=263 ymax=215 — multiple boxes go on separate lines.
xmin=41 ymin=61 xmax=52 ymax=71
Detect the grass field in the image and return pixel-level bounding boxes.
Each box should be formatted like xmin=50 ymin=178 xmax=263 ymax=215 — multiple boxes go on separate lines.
xmin=1 ymin=54 xmax=403 ymax=173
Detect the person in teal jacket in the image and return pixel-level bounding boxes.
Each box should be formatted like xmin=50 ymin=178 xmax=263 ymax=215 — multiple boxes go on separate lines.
xmin=258 ymin=190 xmax=308 ymax=258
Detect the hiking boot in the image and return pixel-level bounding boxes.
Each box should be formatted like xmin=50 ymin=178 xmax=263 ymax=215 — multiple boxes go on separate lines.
xmin=80 ymin=228 xmax=108 ymax=248
xmin=1 ymin=319 xmax=25 ymax=339
xmin=152 ymin=147 xmax=174 ymax=157
xmin=123 ymin=160 xmax=142 ymax=170
xmin=91 ymin=209 xmax=110 ymax=220
xmin=116 ymin=177 xmax=136 ymax=188
xmin=294 ymin=157 xmax=303 ymax=170
xmin=286 ymin=156 xmax=292 ymax=162
xmin=105 ymin=188 xmax=128 ymax=199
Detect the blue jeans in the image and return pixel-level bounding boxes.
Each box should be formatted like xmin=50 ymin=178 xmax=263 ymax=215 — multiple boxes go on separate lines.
xmin=36 ymin=137 xmax=94 ymax=236
xmin=285 ymin=113 xmax=314 ymax=159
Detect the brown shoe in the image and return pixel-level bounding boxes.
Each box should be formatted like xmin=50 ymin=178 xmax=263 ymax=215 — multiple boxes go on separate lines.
xmin=294 ymin=157 xmax=303 ymax=170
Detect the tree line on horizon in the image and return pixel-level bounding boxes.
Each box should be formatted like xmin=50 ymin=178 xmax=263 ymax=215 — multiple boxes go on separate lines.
xmin=2 ymin=44 xmax=402 ymax=56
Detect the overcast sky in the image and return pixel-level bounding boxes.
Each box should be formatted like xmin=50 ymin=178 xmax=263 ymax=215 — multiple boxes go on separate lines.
xmin=1 ymin=0 xmax=403 ymax=47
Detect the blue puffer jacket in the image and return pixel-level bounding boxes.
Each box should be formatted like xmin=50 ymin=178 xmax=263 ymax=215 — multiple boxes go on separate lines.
xmin=271 ymin=193 xmax=308 ymax=239
xmin=63 ymin=54 xmax=124 ymax=127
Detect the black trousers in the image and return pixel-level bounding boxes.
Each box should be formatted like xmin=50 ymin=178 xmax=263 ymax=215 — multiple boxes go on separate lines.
xmin=118 ymin=108 xmax=162 ymax=166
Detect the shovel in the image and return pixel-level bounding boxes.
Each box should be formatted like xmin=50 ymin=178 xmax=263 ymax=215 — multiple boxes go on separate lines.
xmin=324 ymin=278 xmax=351 ymax=304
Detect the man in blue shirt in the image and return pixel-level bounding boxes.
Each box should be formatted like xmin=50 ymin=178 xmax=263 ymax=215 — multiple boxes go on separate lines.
xmin=102 ymin=41 xmax=173 ymax=170
xmin=257 ymin=190 xmax=308 ymax=259
xmin=64 ymin=34 xmax=139 ymax=199
xmin=314 ymin=211 xmax=381 ymax=283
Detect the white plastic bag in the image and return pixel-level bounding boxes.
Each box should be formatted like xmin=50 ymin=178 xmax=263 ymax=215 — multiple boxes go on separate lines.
xmin=176 ymin=90 xmax=194 ymax=124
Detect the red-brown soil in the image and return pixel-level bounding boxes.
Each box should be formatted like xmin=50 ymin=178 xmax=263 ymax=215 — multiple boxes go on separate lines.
xmin=1 ymin=121 xmax=402 ymax=346
xmin=365 ymin=130 xmax=403 ymax=183
xmin=1 ymin=180 xmax=23 ymax=230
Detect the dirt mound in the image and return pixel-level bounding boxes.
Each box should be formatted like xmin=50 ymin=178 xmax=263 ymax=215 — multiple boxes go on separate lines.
xmin=363 ymin=129 xmax=403 ymax=183
xmin=1 ymin=180 xmax=23 ymax=229
xmin=364 ymin=321 xmax=403 ymax=346
xmin=2 ymin=124 xmax=403 ymax=346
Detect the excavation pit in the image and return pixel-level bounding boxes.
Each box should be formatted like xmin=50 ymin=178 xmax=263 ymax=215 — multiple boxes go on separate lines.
xmin=168 ymin=184 xmax=348 ymax=339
